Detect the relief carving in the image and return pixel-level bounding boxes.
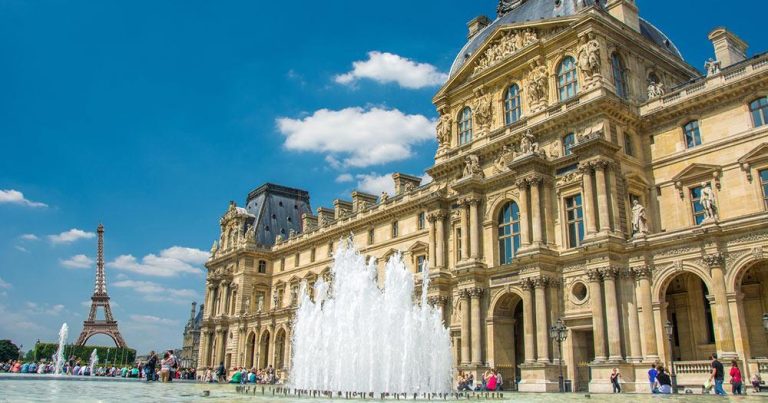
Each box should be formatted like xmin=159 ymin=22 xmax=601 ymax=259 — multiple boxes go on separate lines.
xmin=473 ymin=29 xmax=538 ymax=75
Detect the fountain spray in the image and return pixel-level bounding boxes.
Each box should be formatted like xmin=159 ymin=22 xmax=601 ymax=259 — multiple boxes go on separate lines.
xmin=53 ymin=323 xmax=68 ymax=375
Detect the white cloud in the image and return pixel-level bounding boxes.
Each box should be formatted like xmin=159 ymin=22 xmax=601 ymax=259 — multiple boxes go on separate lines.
xmin=60 ymin=254 xmax=94 ymax=269
xmin=335 ymin=51 xmax=448 ymax=89
xmin=113 ymin=280 xmax=198 ymax=304
xmin=421 ymin=173 xmax=433 ymax=185
xmin=335 ymin=173 xmax=354 ymax=183
xmin=20 ymin=234 xmax=39 ymax=241
xmin=277 ymin=107 xmax=435 ymax=168
xmin=14 ymin=245 xmax=29 ymax=253
xmin=0 ymin=189 xmax=47 ymax=208
xmin=24 ymin=302 xmax=67 ymax=316
xmin=0 ymin=276 xmax=11 ymax=289
xmin=129 ymin=314 xmax=179 ymax=325
xmin=107 ymin=246 xmax=208 ymax=277
xmin=48 ymin=228 xmax=96 ymax=244
xmin=356 ymin=173 xmax=395 ymax=195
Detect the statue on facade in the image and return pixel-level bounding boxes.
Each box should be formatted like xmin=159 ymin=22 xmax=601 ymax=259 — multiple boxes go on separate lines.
xmin=647 ymin=80 xmax=665 ymax=99
xmin=244 ymin=224 xmax=255 ymax=242
xmin=700 ymin=182 xmax=718 ymax=223
xmin=518 ymin=129 xmax=540 ymax=156
xmin=462 ymin=154 xmax=484 ymax=178
xmin=631 ymin=199 xmax=649 ymax=236
xmin=522 ymin=28 xmax=538 ymax=47
xmin=497 ymin=0 xmax=518 ymax=17
xmin=577 ymin=33 xmax=602 ymax=81
xmin=493 ymin=144 xmax=515 ymax=174
xmin=473 ymin=94 xmax=493 ymax=135
xmin=549 ymin=140 xmax=561 ymax=159
xmin=257 ymin=295 xmax=264 ymax=312
xmin=379 ymin=191 xmax=390 ymax=203
xmin=209 ymin=240 xmax=218 ymax=258
xmin=435 ymin=113 xmax=452 ymax=149
xmin=705 ymin=58 xmax=721 ymax=76
xmin=526 ymin=59 xmax=549 ymax=109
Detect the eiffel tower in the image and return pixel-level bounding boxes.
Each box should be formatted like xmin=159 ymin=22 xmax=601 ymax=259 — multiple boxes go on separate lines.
xmin=75 ymin=224 xmax=127 ymax=348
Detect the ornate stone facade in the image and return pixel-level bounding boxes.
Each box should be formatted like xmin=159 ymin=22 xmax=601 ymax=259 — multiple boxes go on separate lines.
xmin=199 ymin=0 xmax=768 ymax=395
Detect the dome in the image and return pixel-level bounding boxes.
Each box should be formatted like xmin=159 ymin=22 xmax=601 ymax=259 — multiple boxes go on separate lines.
xmin=448 ymin=0 xmax=683 ymax=78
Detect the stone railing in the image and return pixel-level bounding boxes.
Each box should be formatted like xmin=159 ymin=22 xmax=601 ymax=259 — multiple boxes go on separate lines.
xmin=671 ymin=360 xmax=712 ymax=390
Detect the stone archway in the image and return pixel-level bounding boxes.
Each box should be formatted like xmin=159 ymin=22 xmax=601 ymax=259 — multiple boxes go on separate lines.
xmin=274 ymin=328 xmax=287 ymax=369
xmin=258 ymin=330 xmax=271 ymax=369
xmin=734 ymin=260 xmax=768 ymax=361
xmin=488 ymin=291 xmax=525 ymax=389
xmin=245 ymin=331 xmax=257 ymax=369
xmin=660 ymin=271 xmax=717 ymax=361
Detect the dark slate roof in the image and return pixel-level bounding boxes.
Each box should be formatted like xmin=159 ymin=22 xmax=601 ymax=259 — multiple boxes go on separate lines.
xmin=244 ymin=183 xmax=312 ymax=246
xmin=448 ymin=0 xmax=682 ymax=78
xmin=193 ymin=304 xmax=203 ymax=329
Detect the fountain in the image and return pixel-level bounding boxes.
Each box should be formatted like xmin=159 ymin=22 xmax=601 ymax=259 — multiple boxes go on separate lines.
xmin=89 ymin=349 xmax=98 ymax=376
xmin=290 ymin=240 xmax=453 ymax=395
xmin=53 ymin=323 xmax=68 ymax=376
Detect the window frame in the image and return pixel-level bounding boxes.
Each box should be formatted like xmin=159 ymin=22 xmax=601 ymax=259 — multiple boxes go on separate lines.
xmin=750 ymin=97 xmax=768 ymax=128
xmin=391 ymin=221 xmax=399 ymax=238
xmin=557 ymin=57 xmax=579 ymax=102
xmin=504 ymin=84 xmax=522 ymax=125
xmin=455 ymin=227 xmax=462 ymax=261
xmin=623 ymin=131 xmax=634 ymax=157
xmin=564 ymin=193 xmax=585 ymax=248
xmin=417 ymin=212 xmax=426 ymax=230
xmin=690 ymin=184 xmax=709 ymax=225
xmin=683 ymin=120 xmax=702 ymax=149
xmin=611 ymin=52 xmax=628 ymax=99
xmin=760 ymin=169 xmax=768 ymax=210
xmin=258 ymin=260 xmax=267 ymax=274
xmin=497 ymin=201 xmax=521 ymax=265
xmin=416 ymin=255 xmax=426 ymax=273
xmin=458 ymin=107 xmax=473 ymax=145
xmin=562 ymin=132 xmax=576 ymax=156
xmin=368 ymin=228 xmax=375 ymax=245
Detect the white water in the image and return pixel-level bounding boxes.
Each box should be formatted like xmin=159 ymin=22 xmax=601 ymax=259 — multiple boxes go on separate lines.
xmin=290 ymin=240 xmax=453 ymax=394
xmin=89 ymin=349 xmax=98 ymax=376
xmin=53 ymin=323 xmax=68 ymax=375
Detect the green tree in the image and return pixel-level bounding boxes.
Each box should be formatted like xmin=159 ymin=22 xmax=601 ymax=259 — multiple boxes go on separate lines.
xmin=0 ymin=340 xmax=20 ymax=362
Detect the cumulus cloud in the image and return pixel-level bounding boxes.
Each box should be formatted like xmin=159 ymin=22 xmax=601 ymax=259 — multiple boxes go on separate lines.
xmin=24 ymin=302 xmax=67 ymax=316
xmin=129 ymin=314 xmax=179 ymax=325
xmin=48 ymin=229 xmax=96 ymax=244
xmin=14 ymin=245 xmax=29 ymax=253
xmin=20 ymin=234 xmax=39 ymax=241
xmin=335 ymin=51 xmax=448 ymax=89
xmin=356 ymin=173 xmax=395 ymax=195
xmin=277 ymin=107 xmax=435 ymax=168
xmin=60 ymin=254 xmax=94 ymax=269
xmin=0 ymin=189 xmax=47 ymax=208
xmin=113 ymin=280 xmax=198 ymax=304
xmin=107 ymin=246 xmax=208 ymax=277
xmin=335 ymin=173 xmax=354 ymax=183
xmin=0 ymin=276 xmax=11 ymax=289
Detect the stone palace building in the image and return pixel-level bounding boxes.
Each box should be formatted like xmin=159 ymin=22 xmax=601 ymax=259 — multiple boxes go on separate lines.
xmin=197 ymin=0 xmax=768 ymax=393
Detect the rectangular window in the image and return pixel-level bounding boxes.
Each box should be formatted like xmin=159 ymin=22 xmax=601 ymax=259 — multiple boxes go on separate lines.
xmin=565 ymin=194 xmax=585 ymax=248
xmin=294 ymin=253 xmax=299 ymax=267
xmin=416 ymin=255 xmax=426 ymax=273
xmin=684 ymin=121 xmax=702 ymax=149
xmin=258 ymin=260 xmax=267 ymax=274
xmin=624 ymin=132 xmax=634 ymax=156
xmin=456 ymin=228 xmax=462 ymax=260
xmin=392 ymin=221 xmax=399 ymax=238
xmin=244 ymin=258 xmax=254 ymax=268
xmin=761 ymin=169 xmax=768 ymax=209
xmin=368 ymin=228 xmax=375 ymax=245
xmin=563 ymin=133 xmax=575 ymax=156
xmin=690 ymin=184 xmax=708 ymax=225
xmin=418 ymin=212 xmax=426 ymax=230
xmin=328 ymin=242 xmax=334 ymax=257
xmin=280 ymin=258 xmax=285 ymax=272
xmin=310 ymin=248 xmax=316 ymax=263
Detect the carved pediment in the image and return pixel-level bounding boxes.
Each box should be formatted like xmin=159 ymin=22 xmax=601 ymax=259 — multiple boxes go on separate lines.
xmin=407 ymin=241 xmax=429 ymax=254
xmin=738 ymin=143 xmax=768 ymax=181
xmin=672 ymin=163 xmax=722 ymax=197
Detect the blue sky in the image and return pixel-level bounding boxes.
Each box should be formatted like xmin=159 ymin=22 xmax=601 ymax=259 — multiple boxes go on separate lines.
xmin=0 ymin=1 xmax=764 ymax=355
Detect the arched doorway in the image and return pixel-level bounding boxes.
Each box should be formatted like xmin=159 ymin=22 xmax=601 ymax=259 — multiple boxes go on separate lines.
xmin=663 ymin=272 xmax=716 ymax=361
xmin=274 ymin=328 xmax=287 ymax=369
xmin=736 ymin=261 xmax=768 ymax=359
xmin=258 ymin=331 xmax=271 ymax=369
xmin=490 ymin=292 xmax=525 ymax=389
xmin=245 ymin=332 xmax=257 ymax=369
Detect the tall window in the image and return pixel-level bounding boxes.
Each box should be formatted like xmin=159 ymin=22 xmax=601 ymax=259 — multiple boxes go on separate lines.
xmin=327 ymin=241 xmax=334 ymax=257
xmin=683 ymin=121 xmax=702 ymax=148
xmin=563 ymin=132 xmax=576 ymax=156
xmin=624 ymin=132 xmax=634 ymax=156
xmin=258 ymin=260 xmax=267 ymax=274
xmin=416 ymin=255 xmax=426 ymax=273
xmin=565 ymin=194 xmax=585 ymax=248
xmin=497 ymin=202 xmax=521 ymax=265
xmin=418 ymin=212 xmax=426 ymax=230
xmin=690 ymin=184 xmax=708 ymax=225
xmin=294 ymin=253 xmax=299 ymax=267
xmin=557 ymin=57 xmax=579 ymax=101
xmin=280 ymin=257 xmax=285 ymax=272
xmin=611 ymin=53 xmax=627 ymax=99
xmin=750 ymin=97 xmax=768 ymax=127
xmin=504 ymin=84 xmax=522 ymax=125
xmin=368 ymin=228 xmax=375 ymax=245
xmin=458 ymin=107 xmax=473 ymax=145
xmin=761 ymin=169 xmax=768 ymax=209
xmin=392 ymin=221 xmax=399 ymax=238
xmin=310 ymin=248 xmax=316 ymax=263
xmin=456 ymin=228 xmax=462 ymax=261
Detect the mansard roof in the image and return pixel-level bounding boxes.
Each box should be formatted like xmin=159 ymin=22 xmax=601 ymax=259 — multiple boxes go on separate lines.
xmin=448 ymin=0 xmax=682 ymax=78
xmin=243 ymin=183 xmax=312 ymax=246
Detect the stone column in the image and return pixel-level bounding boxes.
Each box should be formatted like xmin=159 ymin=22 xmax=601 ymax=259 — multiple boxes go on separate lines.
xmin=198 ymin=330 xmax=209 ymax=366
xmin=428 ymin=214 xmax=437 ymax=270
xmin=626 ymin=271 xmax=643 ymax=362
xmin=460 ymin=289 xmax=471 ymax=365
xmin=469 ymin=198 xmax=481 ymax=259
xmin=534 ymin=277 xmax=550 ymax=363
xmin=516 ymin=179 xmax=530 ymax=247
xmin=542 ymin=178 xmax=552 ymax=245
xmin=635 ymin=266 xmax=658 ymax=360
xmin=580 ymin=163 xmax=598 ymax=235
xmin=602 ymin=267 xmax=623 ymax=362
xmin=588 ymin=269 xmax=607 ymax=362
xmin=704 ymin=253 xmax=737 ymax=357
xmin=521 ymin=280 xmax=536 ymax=363
xmin=221 ymin=282 xmax=231 ymax=317
xmin=460 ymin=200 xmax=470 ymax=261
xmin=594 ymin=161 xmax=611 ymax=233
xmin=470 ymin=288 xmax=484 ymax=365
xmin=215 ymin=328 xmax=225 ymax=364
xmin=435 ymin=212 xmax=446 ymax=268
xmin=530 ymin=178 xmax=543 ymax=246
xmin=607 ymin=163 xmax=622 ymax=234
xmin=205 ymin=284 xmax=215 ymax=318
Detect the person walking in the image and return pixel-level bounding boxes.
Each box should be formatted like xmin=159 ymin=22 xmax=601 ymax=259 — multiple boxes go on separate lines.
xmin=752 ymin=373 xmax=762 ymax=393
xmin=709 ymin=353 xmax=726 ymax=395
xmin=216 ymin=362 xmax=226 ymax=383
xmin=166 ymin=350 xmax=177 ymax=383
xmin=610 ymin=368 xmax=622 ymax=393
xmin=145 ymin=351 xmax=157 ymax=382
xmin=160 ymin=351 xmax=171 ymax=382
xmin=647 ymin=364 xmax=658 ymax=393
xmin=729 ymin=360 xmax=742 ymax=395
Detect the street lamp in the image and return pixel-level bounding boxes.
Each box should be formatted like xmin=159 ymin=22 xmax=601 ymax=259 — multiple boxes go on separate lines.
xmin=762 ymin=313 xmax=768 ymax=332
xmin=664 ymin=320 xmax=678 ymax=394
xmin=550 ymin=318 xmax=568 ymax=393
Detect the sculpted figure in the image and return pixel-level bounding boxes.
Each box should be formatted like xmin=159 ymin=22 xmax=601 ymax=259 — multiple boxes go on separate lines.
xmin=380 ymin=191 xmax=390 ymax=203
xmin=631 ymin=199 xmax=649 ymax=235
xmin=705 ymin=58 xmax=721 ymax=76
xmin=463 ymin=154 xmax=483 ymax=178
xmin=523 ymin=28 xmax=538 ymax=46
xmin=519 ymin=129 xmax=540 ymax=155
xmin=210 ymin=240 xmax=218 ymax=256
xmin=473 ymin=94 xmax=493 ymax=134
xmin=647 ymin=80 xmax=666 ymax=99
xmin=549 ymin=140 xmax=561 ymax=159
xmin=436 ymin=113 xmax=452 ymax=148
xmin=526 ymin=60 xmax=549 ymax=106
xmin=493 ymin=144 xmax=515 ymax=173
xmin=700 ymin=182 xmax=718 ymax=222
xmin=577 ymin=33 xmax=602 ymax=80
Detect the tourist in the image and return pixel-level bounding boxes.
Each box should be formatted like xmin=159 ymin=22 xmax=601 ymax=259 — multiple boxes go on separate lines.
xmin=166 ymin=350 xmax=177 ymax=382
xmin=729 ymin=360 xmax=742 ymax=395
xmin=494 ymin=369 xmax=503 ymax=391
xmin=229 ymin=367 xmax=243 ymax=384
xmin=485 ymin=369 xmax=497 ymax=391
xmin=653 ymin=366 xmax=672 ymax=394
xmin=160 ymin=351 xmax=172 ymax=382
xmin=710 ymin=353 xmax=726 ymax=395
xmin=216 ymin=361 xmax=226 ymax=383
xmin=752 ymin=373 xmax=762 ymax=393
xmin=145 ymin=351 xmax=157 ymax=382
xmin=647 ymin=364 xmax=658 ymax=393
xmin=610 ymin=368 xmax=622 ymax=393
xmin=248 ymin=368 xmax=257 ymax=383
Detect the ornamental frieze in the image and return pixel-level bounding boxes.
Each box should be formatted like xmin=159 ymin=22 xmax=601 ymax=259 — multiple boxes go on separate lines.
xmin=473 ymin=28 xmax=540 ymax=75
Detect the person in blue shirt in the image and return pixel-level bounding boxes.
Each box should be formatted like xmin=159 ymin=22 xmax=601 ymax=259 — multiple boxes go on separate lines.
xmin=20 ymin=363 xmax=29 ymax=373
xmin=648 ymin=364 xmax=658 ymax=393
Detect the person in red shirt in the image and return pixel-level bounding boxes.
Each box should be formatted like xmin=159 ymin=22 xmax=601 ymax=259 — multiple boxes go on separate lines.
xmin=729 ymin=360 xmax=743 ymax=395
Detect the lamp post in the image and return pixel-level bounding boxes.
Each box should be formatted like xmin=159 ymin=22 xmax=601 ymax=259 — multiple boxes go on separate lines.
xmin=550 ymin=318 xmax=568 ymax=393
xmin=762 ymin=313 xmax=768 ymax=332
xmin=665 ymin=320 xmax=678 ymax=394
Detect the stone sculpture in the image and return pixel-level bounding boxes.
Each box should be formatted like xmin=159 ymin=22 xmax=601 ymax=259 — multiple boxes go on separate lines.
xmin=463 ymin=154 xmax=484 ymax=178
xmin=435 ymin=113 xmax=452 ymax=149
xmin=700 ymin=182 xmax=718 ymax=223
xmin=473 ymin=94 xmax=493 ymax=135
xmin=578 ymin=33 xmax=602 ymax=81
xmin=647 ymin=80 xmax=665 ymax=99
xmin=526 ymin=60 xmax=549 ymax=109
xmin=705 ymin=58 xmax=721 ymax=76
xmin=631 ymin=199 xmax=649 ymax=236
xmin=518 ymin=129 xmax=540 ymax=156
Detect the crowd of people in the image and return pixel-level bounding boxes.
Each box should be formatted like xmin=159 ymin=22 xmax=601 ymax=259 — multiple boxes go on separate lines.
xmin=456 ymin=369 xmax=503 ymax=392
xmin=197 ymin=363 xmax=281 ymax=384
xmin=643 ymin=353 xmax=764 ymax=395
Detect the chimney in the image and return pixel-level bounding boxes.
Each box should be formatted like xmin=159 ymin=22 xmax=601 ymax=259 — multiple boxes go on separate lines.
xmin=301 ymin=213 xmax=318 ymax=232
xmin=467 ymin=15 xmax=491 ymax=39
xmin=392 ymin=173 xmax=422 ymax=195
xmin=606 ymin=0 xmax=640 ymax=33
xmin=333 ymin=199 xmax=353 ymax=219
xmin=316 ymin=207 xmax=334 ymax=227
xmin=708 ymin=28 xmax=748 ymax=68
xmin=190 ymin=302 xmax=197 ymax=321
xmin=352 ymin=191 xmax=378 ymax=212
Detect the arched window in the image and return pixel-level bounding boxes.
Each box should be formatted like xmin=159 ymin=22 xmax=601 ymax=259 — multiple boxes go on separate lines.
xmin=504 ymin=84 xmax=522 ymax=125
xmin=497 ymin=202 xmax=521 ymax=265
xmin=458 ymin=107 xmax=473 ymax=145
xmin=611 ymin=53 xmax=627 ymax=99
xmin=683 ymin=120 xmax=702 ymax=149
xmin=750 ymin=97 xmax=768 ymax=127
xmin=557 ymin=57 xmax=579 ymax=101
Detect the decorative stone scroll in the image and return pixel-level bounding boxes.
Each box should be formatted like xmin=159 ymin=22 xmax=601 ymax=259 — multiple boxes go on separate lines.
xmin=473 ymin=28 xmax=539 ymax=75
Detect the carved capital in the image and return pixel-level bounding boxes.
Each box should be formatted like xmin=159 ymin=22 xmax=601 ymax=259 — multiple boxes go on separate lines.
xmin=520 ymin=278 xmax=534 ymax=291
xmin=515 ymin=178 xmax=529 ymax=190
xmin=586 ymin=269 xmax=603 ymax=282
xmin=578 ymin=162 xmax=593 ymax=175
xmin=703 ymin=253 xmax=725 ymax=269
xmin=467 ymin=197 xmax=482 ymax=206
xmin=632 ymin=265 xmax=653 ymax=280
xmin=427 ymin=295 xmax=449 ymax=307
xmin=526 ymin=176 xmax=544 ymax=187
xmin=600 ymin=266 xmax=620 ymax=280
xmin=469 ymin=287 xmax=485 ymax=298
xmin=532 ymin=276 xmax=550 ymax=289
xmin=458 ymin=289 xmax=472 ymax=299
xmin=590 ymin=159 xmax=611 ymax=171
